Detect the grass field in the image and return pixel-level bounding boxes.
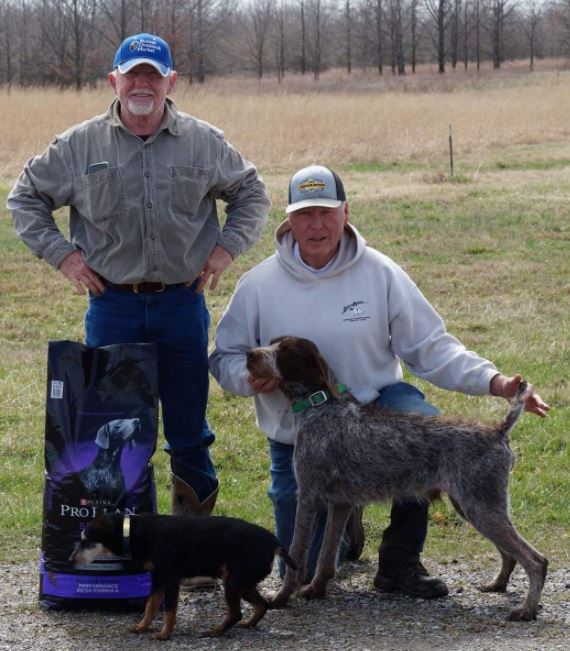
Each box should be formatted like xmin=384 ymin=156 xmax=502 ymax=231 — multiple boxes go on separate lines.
xmin=0 ymin=67 xmax=569 ymax=569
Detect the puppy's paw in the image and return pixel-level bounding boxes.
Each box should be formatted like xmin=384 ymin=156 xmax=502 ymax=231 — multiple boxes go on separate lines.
xmin=130 ymin=622 xmax=150 ymax=634
xmin=199 ymin=627 xmax=225 ymax=638
xmin=153 ymin=629 xmax=172 ymax=641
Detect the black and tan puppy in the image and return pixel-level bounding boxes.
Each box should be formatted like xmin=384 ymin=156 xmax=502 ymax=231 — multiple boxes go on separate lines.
xmin=70 ymin=512 xmax=295 ymax=639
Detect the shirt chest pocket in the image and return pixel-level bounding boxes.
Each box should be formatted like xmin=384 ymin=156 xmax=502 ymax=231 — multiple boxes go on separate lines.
xmin=81 ymin=166 xmax=126 ymax=223
xmin=170 ymin=165 xmax=209 ymax=218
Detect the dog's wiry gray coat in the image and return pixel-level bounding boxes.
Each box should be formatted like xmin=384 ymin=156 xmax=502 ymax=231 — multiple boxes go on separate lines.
xmin=246 ymin=336 xmax=547 ymax=622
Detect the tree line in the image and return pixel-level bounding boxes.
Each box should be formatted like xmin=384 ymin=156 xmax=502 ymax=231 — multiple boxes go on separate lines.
xmin=0 ymin=0 xmax=568 ymax=89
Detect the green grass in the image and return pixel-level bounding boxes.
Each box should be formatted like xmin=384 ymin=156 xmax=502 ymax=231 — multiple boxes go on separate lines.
xmin=1 ymin=159 xmax=569 ymax=569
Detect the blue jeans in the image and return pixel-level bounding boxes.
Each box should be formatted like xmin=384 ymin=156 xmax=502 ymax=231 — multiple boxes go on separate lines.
xmin=268 ymin=382 xmax=440 ymax=577
xmin=85 ymin=284 xmax=217 ymax=502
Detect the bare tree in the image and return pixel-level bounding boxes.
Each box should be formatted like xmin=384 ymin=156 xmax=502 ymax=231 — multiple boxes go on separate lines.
xmin=138 ymin=0 xmax=157 ymax=33
xmin=410 ymin=0 xmax=419 ymax=73
xmin=522 ymin=0 xmax=542 ymax=70
xmin=450 ymin=0 xmax=461 ymax=68
xmin=247 ymin=0 xmax=273 ymax=78
xmin=463 ymin=0 xmax=469 ymax=69
xmin=371 ymin=0 xmax=385 ymax=74
xmin=186 ymin=0 xmax=236 ymax=83
xmin=274 ymin=0 xmax=286 ymax=81
xmin=308 ymin=0 xmax=324 ymax=80
xmin=299 ymin=0 xmax=307 ymax=74
xmin=425 ymin=0 xmax=451 ymax=73
xmin=0 ymin=0 xmax=15 ymax=86
xmin=99 ymin=0 xmax=130 ymax=43
xmin=163 ymin=0 xmax=185 ymax=68
xmin=552 ymin=0 xmax=570 ymax=56
xmin=488 ymin=0 xmax=516 ymax=69
xmin=475 ymin=0 xmax=481 ymax=68
xmin=388 ymin=0 xmax=404 ymax=75
xmin=345 ymin=0 xmax=352 ymax=73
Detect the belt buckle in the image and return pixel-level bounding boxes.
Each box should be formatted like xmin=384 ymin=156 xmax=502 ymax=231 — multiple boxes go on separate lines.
xmin=132 ymin=282 xmax=166 ymax=293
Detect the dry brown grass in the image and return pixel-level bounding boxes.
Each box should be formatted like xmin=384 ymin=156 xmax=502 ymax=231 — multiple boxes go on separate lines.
xmin=2 ymin=63 xmax=570 ymax=181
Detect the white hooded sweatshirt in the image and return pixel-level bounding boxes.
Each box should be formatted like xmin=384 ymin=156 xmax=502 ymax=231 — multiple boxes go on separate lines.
xmin=209 ymin=222 xmax=498 ymax=445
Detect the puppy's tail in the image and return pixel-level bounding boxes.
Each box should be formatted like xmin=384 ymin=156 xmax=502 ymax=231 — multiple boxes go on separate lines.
xmin=276 ymin=546 xmax=297 ymax=570
xmin=498 ymin=380 xmax=528 ymax=439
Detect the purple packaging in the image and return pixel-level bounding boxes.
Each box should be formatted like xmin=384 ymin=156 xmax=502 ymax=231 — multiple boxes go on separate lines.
xmin=39 ymin=341 xmax=158 ymax=609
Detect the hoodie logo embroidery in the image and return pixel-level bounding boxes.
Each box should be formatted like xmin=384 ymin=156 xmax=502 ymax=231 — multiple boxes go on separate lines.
xmin=342 ymin=300 xmax=370 ymax=322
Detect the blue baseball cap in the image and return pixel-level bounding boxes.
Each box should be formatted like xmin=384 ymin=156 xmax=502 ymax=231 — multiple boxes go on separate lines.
xmin=286 ymin=165 xmax=346 ymax=214
xmin=113 ymin=33 xmax=173 ymax=76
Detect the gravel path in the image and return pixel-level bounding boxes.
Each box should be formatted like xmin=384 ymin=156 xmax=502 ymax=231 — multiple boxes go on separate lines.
xmin=1 ymin=559 xmax=568 ymax=651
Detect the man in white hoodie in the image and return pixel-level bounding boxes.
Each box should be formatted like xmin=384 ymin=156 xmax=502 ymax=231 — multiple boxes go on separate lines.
xmin=209 ymin=165 xmax=549 ymax=599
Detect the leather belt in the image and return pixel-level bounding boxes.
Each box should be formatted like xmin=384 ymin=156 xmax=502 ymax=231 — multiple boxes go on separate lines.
xmin=102 ymin=278 xmax=185 ymax=294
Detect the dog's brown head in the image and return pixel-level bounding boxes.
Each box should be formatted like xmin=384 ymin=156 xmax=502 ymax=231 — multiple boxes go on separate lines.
xmin=246 ymin=336 xmax=338 ymax=400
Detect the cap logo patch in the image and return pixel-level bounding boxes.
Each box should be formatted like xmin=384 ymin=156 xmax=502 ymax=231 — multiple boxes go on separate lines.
xmin=129 ymin=38 xmax=161 ymax=55
xmin=298 ymin=179 xmax=326 ymax=193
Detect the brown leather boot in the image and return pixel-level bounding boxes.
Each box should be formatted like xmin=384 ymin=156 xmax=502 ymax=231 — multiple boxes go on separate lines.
xmin=171 ymin=474 xmax=219 ymax=516
xmin=171 ymin=474 xmax=219 ymax=590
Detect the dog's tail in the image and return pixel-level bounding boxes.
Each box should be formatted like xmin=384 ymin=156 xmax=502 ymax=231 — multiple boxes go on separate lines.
xmin=498 ymin=380 xmax=528 ymax=439
xmin=276 ymin=545 xmax=297 ymax=570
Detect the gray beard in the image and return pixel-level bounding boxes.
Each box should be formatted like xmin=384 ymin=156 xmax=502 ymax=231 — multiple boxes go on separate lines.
xmin=127 ymin=99 xmax=154 ymax=116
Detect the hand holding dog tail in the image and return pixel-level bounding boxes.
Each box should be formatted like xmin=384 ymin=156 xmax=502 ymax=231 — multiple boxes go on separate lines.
xmin=491 ymin=373 xmax=550 ymax=418
xmin=498 ymin=379 xmax=529 ymax=439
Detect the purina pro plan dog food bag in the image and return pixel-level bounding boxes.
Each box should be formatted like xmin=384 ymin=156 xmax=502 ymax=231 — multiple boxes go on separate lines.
xmin=39 ymin=340 xmax=158 ymax=608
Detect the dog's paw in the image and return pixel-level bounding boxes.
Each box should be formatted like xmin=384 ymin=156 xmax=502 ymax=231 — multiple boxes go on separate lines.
xmin=507 ymin=607 xmax=537 ymax=622
xmin=479 ymin=581 xmax=508 ymax=593
xmin=299 ymin=583 xmax=326 ymax=600
xmin=153 ymin=629 xmax=173 ymax=641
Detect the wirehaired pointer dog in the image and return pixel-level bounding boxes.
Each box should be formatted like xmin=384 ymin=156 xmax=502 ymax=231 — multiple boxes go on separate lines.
xmin=70 ymin=512 xmax=295 ymax=639
xmin=246 ymin=336 xmax=548 ymax=621
xmin=79 ymin=417 xmax=141 ymax=503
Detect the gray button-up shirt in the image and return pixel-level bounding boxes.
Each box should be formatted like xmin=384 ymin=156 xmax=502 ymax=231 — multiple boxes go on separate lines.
xmin=7 ymin=99 xmax=271 ymax=284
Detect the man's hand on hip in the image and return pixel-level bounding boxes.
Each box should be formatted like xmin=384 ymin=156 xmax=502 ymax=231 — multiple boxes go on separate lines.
xmin=195 ymin=244 xmax=233 ymax=292
xmin=58 ymin=251 xmax=105 ymax=296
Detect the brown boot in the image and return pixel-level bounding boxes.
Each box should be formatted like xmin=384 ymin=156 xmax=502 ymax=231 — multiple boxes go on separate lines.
xmin=171 ymin=474 xmax=219 ymax=590
xmin=171 ymin=474 xmax=219 ymax=516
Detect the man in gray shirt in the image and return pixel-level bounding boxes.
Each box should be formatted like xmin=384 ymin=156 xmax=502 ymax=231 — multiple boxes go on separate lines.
xmin=8 ymin=33 xmax=271 ymax=518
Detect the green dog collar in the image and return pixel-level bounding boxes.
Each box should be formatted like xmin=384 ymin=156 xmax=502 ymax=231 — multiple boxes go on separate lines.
xmin=292 ymin=384 xmax=348 ymax=414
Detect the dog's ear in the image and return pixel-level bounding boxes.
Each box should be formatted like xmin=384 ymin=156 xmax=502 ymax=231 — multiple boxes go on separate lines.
xmin=313 ymin=351 xmax=339 ymax=397
xmin=94 ymin=423 xmax=110 ymax=449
